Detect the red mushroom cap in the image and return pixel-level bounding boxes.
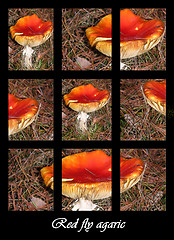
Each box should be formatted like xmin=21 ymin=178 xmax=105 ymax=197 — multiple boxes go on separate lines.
xmin=10 ymin=14 xmax=53 ymax=47
xmin=120 ymin=157 xmax=145 ymax=193
xmin=63 ymin=84 xmax=110 ymax=113
xmin=62 ymin=150 xmax=112 ymax=200
xmin=86 ymin=14 xmax=112 ymax=57
xmin=40 ymin=164 xmax=53 ymax=190
xmin=8 ymin=93 xmax=39 ymax=135
xmin=142 ymin=80 xmax=166 ymax=115
xmin=120 ymin=9 xmax=165 ymax=59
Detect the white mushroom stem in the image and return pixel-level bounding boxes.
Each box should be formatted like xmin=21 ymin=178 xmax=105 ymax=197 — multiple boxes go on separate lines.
xmin=77 ymin=111 xmax=90 ymax=132
xmin=72 ymin=198 xmax=98 ymax=211
xmin=22 ymin=45 xmax=34 ymax=69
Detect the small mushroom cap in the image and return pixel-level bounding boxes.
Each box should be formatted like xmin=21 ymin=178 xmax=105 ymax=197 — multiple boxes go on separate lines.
xmin=86 ymin=14 xmax=112 ymax=57
xmin=8 ymin=93 xmax=39 ymax=136
xmin=120 ymin=157 xmax=145 ymax=193
xmin=40 ymin=164 xmax=53 ymax=190
xmin=62 ymin=150 xmax=112 ymax=200
xmin=63 ymin=84 xmax=110 ymax=113
xmin=142 ymin=80 xmax=166 ymax=115
xmin=10 ymin=14 xmax=53 ymax=47
xmin=120 ymin=9 xmax=165 ymax=59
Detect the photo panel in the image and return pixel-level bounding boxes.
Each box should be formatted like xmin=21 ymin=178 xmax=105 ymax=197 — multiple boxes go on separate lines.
xmin=61 ymin=149 xmax=112 ymax=211
xmin=8 ymin=8 xmax=54 ymax=71
xmin=120 ymin=8 xmax=166 ymax=71
xmin=120 ymin=148 xmax=166 ymax=211
xmin=120 ymin=79 xmax=166 ymax=141
xmin=62 ymin=8 xmax=112 ymax=71
xmin=8 ymin=79 xmax=54 ymax=140
xmin=8 ymin=148 xmax=54 ymax=211
xmin=62 ymin=79 xmax=112 ymax=141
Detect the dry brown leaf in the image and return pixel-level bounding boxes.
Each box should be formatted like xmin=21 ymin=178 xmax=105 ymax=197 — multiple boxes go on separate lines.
xmin=8 ymin=46 xmax=13 ymax=54
xmin=76 ymin=56 xmax=91 ymax=69
xmin=62 ymin=112 xmax=67 ymax=119
xmin=92 ymin=115 xmax=105 ymax=125
xmin=36 ymin=49 xmax=49 ymax=62
xmin=31 ymin=196 xmax=46 ymax=209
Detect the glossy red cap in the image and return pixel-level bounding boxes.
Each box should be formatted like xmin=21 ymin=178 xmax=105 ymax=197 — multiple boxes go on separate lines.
xmin=63 ymin=84 xmax=110 ymax=113
xmin=10 ymin=14 xmax=53 ymax=47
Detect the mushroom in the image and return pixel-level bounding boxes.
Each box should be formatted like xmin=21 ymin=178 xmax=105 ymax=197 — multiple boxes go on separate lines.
xmin=10 ymin=14 xmax=53 ymax=69
xmin=120 ymin=9 xmax=165 ymax=69
xmin=86 ymin=14 xmax=112 ymax=57
xmin=8 ymin=93 xmax=39 ymax=136
xmin=63 ymin=84 xmax=110 ymax=132
xmin=120 ymin=157 xmax=145 ymax=193
xmin=40 ymin=164 xmax=54 ymax=190
xmin=142 ymin=80 xmax=166 ymax=115
xmin=62 ymin=150 xmax=112 ymax=211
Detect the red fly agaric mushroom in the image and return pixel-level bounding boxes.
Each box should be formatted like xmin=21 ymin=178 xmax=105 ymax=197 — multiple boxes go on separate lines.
xmin=10 ymin=14 xmax=53 ymax=69
xmin=86 ymin=14 xmax=112 ymax=57
xmin=120 ymin=157 xmax=145 ymax=193
xmin=63 ymin=84 xmax=110 ymax=132
xmin=62 ymin=150 xmax=112 ymax=211
xmin=8 ymin=93 xmax=39 ymax=136
xmin=142 ymin=80 xmax=166 ymax=115
xmin=120 ymin=9 xmax=165 ymax=69
xmin=40 ymin=164 xmax=53 ymax=190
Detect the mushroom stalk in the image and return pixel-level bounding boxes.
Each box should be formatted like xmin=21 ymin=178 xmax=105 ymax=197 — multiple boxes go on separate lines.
xmin=72 ymin=198 xmax=98 ymax=211
xmin=22 ymin=45 xmax=34 ymax=69
xmin=77 ymin=111 xmax=90 ymax=132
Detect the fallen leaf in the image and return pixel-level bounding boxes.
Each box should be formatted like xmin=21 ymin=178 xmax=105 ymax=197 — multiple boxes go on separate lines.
xmin=76 ymin=56 xmax=91 ymax=69
xmin=92 ymin=115 xmax=105 ymax=125
xmin=36 ymin=49 xmax=49 ymax=61
xmin=30 ymin=196 xmax=46 ymax=209
xmin=62 ymin=112 xmax=67 ymax=119
xmin=8 ymin=46 xmax=13 ymax=54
